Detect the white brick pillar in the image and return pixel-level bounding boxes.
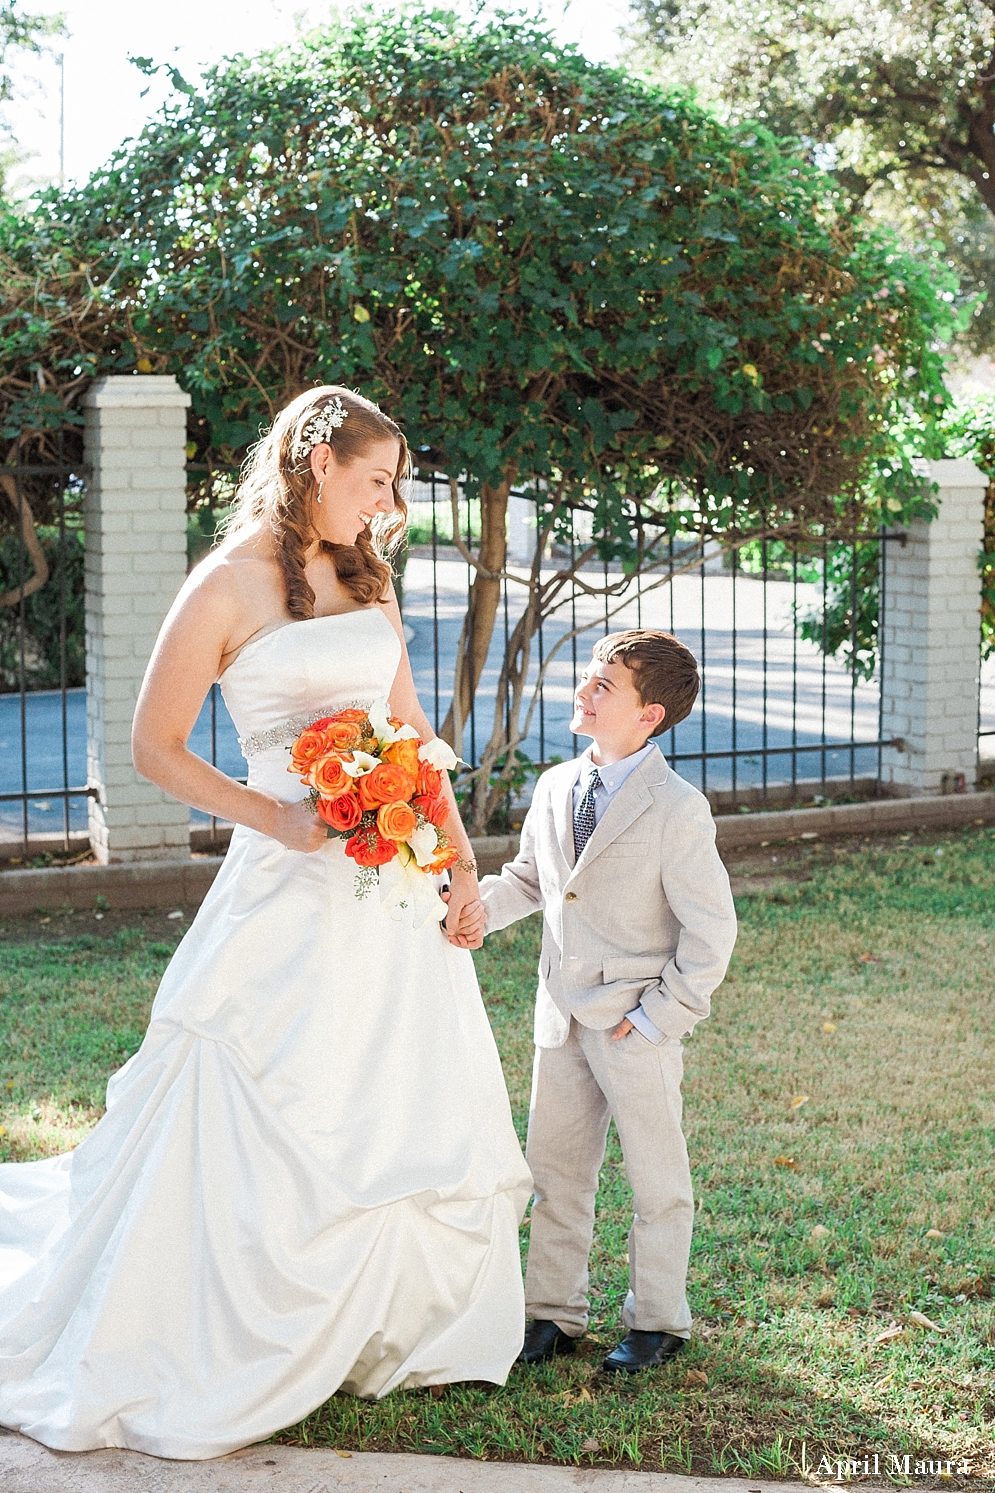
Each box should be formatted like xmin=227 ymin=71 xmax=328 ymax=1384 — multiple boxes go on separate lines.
xmin=83 ymin=374 xmax=192 ymax=863
xmin=879 ymin=457 xmax=987 ymax=796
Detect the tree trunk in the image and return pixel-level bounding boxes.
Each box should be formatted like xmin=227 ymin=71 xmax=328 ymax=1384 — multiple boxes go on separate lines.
xmin=440 ymin=477 xmax=511 ymax=757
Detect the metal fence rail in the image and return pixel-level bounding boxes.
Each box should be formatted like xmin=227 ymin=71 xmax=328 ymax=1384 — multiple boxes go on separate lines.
xmin=401 ymin=477 xmax=895 ymax=807
xmin=2 ymin=452 xmax=986 ymax=858
xmin=0 ymin=445 xmax=94 ymax=854
xmin=190 ymin=475 xmax=900 ymax=830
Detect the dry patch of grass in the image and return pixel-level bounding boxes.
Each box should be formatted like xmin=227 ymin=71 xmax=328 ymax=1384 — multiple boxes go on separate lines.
xmin=2 ymin=829 xmax=994 ymax=1477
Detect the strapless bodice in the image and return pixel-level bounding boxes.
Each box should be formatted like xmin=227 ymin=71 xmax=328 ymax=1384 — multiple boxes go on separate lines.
xmin=220 ymin=609 xmax=402 ymax=779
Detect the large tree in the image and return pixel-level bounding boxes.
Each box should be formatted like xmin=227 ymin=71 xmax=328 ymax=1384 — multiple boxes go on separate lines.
xmin=628 ymin=0 xmax=995 ymax=350
xmin=0 ymin=8 xmax=962 ymax=827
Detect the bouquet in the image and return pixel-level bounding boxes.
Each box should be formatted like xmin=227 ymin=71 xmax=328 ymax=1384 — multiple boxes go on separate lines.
xmin=289 ymin=698 xmax=463 ymax=926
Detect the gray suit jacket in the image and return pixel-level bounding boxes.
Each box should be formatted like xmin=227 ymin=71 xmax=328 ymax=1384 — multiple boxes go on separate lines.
xmin=479 ymin=750 xmax=737 ymax=1048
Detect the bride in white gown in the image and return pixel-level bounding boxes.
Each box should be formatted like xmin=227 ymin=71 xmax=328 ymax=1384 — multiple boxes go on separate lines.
xmin=0 ymin=387 xmax=532 ymax=1460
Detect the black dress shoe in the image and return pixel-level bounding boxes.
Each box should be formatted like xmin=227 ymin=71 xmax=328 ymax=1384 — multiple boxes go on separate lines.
xmin=518 ymin=1319 xmax=578 ymax=1364
xmin=602 ymin=1329 xmax=686 ymax=1373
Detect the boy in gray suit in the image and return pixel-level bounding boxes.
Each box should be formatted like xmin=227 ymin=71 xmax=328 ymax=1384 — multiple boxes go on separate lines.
xmin=477 ymin=629 xmax=737 ymax=1373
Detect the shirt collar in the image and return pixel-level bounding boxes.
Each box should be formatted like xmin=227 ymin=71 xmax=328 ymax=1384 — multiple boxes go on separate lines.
xmin=579 ymin=741 xmax=656 ymax=794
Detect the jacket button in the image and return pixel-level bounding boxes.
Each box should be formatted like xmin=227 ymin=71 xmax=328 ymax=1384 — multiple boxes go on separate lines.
xmin=564 ymin=891 xmax=577 ymax=902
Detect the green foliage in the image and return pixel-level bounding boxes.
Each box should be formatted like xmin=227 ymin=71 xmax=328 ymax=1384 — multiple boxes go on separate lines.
xmin=730 ymin=535 xmax=880 ymax=683
xmin=0 ymin=7 xmax=960 ymax=548
xmin=186 ymin=501 xmax=231 ymax=569
xmin=0 ymin=521 xmax=84 ymax=690
xmin=0 ymin=7 xmax=966 ymax=804
xmin=454 ymin=747 xmax=545 ymax=833
xmin=732 ymin=538 xmax=821 ymax=581
xmin=796 ymin=541 xmax=881 ymax=681
xmin=628 ymin=0 xmax=995 ymax=351
xmin=777 ymin=395 xmax=995 ymax=680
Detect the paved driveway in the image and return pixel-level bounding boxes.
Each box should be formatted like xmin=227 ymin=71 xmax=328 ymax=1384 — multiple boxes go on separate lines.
xmin=403 ymin=559 xmax=884 ymax=793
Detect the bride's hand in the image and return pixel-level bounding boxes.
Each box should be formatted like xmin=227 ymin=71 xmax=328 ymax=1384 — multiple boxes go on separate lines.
xmin=443 ymin=869 xmax=484 ymax=949
xmin=268 ymin=799 xmax=329 ymax=853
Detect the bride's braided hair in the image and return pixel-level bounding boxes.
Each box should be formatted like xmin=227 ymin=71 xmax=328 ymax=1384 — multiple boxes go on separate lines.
xmin=226 ymin=387 xmax=410 ymax=616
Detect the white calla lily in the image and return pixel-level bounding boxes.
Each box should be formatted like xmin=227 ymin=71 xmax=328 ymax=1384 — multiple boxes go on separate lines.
xmin=339 ymin=750 xmax=380 ymax=777
xmin=378 ymin=844 xmax=447 ymax=927
xmin=368 ymin=697 xmax=420 ymax=747
xmin=418 ymin=737 xmax=462 ymax=772
xmin=368 ymin=697 xmax=393 ymax=745
xmin=407 ymin=821 xmax=439 ymax=868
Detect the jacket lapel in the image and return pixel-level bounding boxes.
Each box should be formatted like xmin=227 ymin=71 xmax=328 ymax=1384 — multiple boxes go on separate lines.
xmin=552 ymin=764 xmax=578 ymax=870
xmin=572 ymin=749 xmax=669 ymax=873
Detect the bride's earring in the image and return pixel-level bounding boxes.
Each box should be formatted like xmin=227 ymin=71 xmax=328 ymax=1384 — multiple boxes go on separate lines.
xmin=316 ymin=484 xmax=323 ymax=505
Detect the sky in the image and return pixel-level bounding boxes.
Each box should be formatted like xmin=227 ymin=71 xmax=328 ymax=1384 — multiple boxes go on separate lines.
xmin=6 ymin=0 xmax=632 ymax=193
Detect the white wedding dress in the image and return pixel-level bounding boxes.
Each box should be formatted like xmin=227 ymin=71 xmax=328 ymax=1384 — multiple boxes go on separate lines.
xmin=0 ymin=608 xmax=531 ymax=1460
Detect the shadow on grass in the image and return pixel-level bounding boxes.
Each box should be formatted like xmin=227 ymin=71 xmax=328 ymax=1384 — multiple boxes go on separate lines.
xmin=275 ymin=1328 xmax=986 ymax=1477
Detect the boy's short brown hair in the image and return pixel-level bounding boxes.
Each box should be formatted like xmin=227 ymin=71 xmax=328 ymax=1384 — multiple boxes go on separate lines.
xmin=592 ymin=629 xmax=700 ymax=737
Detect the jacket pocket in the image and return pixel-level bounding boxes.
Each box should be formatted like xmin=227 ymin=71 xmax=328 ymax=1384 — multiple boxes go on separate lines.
xmin=602 ymin=953 xmax=673 ymax=982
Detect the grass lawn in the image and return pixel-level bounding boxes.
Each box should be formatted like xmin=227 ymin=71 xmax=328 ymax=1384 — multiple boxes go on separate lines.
xmin=2 ymin=826 xmax=995 ymax=1478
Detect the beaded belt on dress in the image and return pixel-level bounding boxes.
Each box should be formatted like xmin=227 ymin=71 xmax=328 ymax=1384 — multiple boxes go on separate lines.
xmin=238 ymin=703 xmax=368 ymax=759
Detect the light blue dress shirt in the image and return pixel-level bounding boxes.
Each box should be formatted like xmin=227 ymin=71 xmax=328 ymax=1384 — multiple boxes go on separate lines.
xmin=571 ymin=744 xmax=664 ymax=1044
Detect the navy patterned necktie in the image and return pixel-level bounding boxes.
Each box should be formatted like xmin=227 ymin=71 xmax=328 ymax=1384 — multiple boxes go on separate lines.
xmin=573 ymin=768 xmax=602 ymax=860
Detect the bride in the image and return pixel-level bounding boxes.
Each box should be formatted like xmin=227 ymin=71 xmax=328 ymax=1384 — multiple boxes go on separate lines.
xmin=0 ymin=387 xmax=532 ymax=1460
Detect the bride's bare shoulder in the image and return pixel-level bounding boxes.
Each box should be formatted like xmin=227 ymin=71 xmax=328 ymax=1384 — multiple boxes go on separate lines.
xmin=184 ymin=524 xmax=284 ymax=619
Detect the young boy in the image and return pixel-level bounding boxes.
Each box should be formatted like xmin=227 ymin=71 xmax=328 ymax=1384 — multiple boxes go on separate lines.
xmin=476 ymin=629 xmax=737 ymax=1372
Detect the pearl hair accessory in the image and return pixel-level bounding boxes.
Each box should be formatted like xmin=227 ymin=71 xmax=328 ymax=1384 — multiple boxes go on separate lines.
xmin=292 ymin=396 xmax=348 ymax=464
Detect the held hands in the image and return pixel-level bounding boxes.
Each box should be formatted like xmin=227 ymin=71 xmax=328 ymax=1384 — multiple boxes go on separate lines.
xmin=440 ymin=882 xmax=487 ymax=949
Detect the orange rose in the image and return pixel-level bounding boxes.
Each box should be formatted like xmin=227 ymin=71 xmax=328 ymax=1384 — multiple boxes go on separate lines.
xmin=346 ymin=825 xmax=398 ymax=867
xmin=429 ymin=843 xmax=459 ymax=874
xmin=377 ymin=800 xmax=418 ymax=842
xmin=290 ymin=726 xmax=332 ymax=775
xmin=416 ymin=761 xmax=443 ymax=796
xmin=383 ymin=737 xmax=420 ymax=776
xmin=413 ymin=792 xmax=449 ymax=827
xmin=317 ymin=792 xmax=363 ymax=832
xmin=358 ymin=762 xmax=416 ymax=811
xmin=312 ymin=754 xmax=354 ymax=799
xmin=323 ymin=721 xmax=363 ymax=752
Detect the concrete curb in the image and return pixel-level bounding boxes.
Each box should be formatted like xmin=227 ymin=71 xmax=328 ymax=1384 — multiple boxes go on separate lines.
xmin=0 ymin=858 xmax=222 ymax=918
xmin=712 ymin=789 xmax=995 ymax=849
xmin=0 ymin=797 xmax=992 ymax=919
xmin=0 ymin=1434 xmax=815 ymax=1492
xmin=0 ymin=838 xmax=523 ymax=918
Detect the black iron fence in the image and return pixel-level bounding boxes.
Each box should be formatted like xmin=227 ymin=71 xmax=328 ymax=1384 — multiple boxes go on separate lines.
xmin=0 ymin=443 xmax=93 ymax=855
xmin=399 ymin=478 xmax=900 ymax=810
xmin=1 ymin=457 xmax=990 ymax=856
xmin=193 ymin=476 xmax=907 ymax=833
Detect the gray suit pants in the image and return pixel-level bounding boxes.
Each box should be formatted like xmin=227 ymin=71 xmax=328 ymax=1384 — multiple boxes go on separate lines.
xmin=525 ymin=1016 xmax=693 ymax=1337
